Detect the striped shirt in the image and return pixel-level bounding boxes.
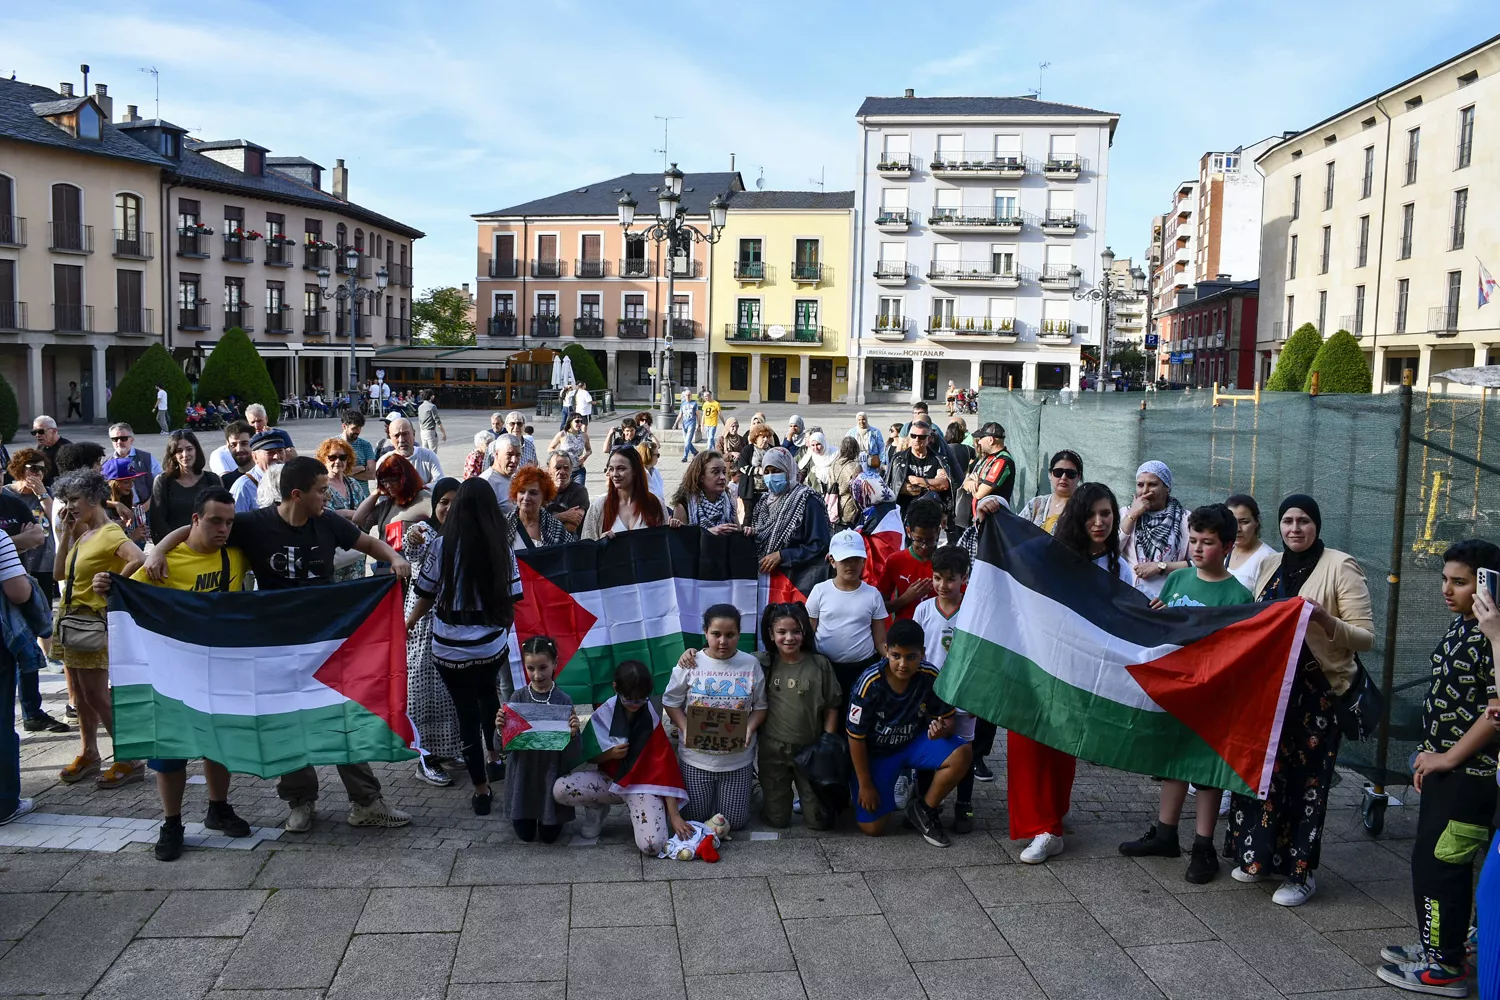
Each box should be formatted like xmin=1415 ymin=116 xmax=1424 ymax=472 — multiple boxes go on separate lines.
xmin=413 ymin=535 xmax=523 ymax=664
xmin=0 ymin=531 xmax=25 ymax=583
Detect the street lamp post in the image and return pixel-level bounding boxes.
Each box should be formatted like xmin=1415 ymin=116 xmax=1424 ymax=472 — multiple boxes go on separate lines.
xmin=1069 ymin=246 xmax=1146 ymax=392
xmin=317 ymin=248 xmax=388 ymax=413
xmin=617 ymin=163 xmax=728 ymax=419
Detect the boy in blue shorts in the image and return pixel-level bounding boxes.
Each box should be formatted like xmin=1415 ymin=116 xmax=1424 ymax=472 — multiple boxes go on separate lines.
xmin=846 ymin=618 xmax=972 ymax=847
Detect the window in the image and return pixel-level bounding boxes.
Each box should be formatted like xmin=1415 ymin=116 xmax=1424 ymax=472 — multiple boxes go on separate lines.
xmin=1048 ymin=134 xmax=1077 ymax=165
xmin=161 ymin=131 xmax=178 ymax=158
xmin=1361 ymin=146 xmax=1374 ymax=199
xmin=536 ymin=293 xmax=558 ymax=316
xmin=1291 ymin=175 xmax=1301 ymax=219
xmin=623 ymin=235 xmax=647 ymax=276
xmin=1288 ymin=235 xmax=1298 ymax=279
xmin=737 ymin=238 xmax=763 ymax=279
xmin=991 ymin=243 xmax=1017 ymax=276
xmin=178 ymin=275 xmax=201 ymax=327
xmin=987 ymin=297 xmax=1016 ymax=331
xmin=1404 ymin=128 xmax=1420 ymax=185
xmin=877 ymin=296 xmax=903 ymax=325
xmin=993 ymin=189 xmax=1019 ymax=220
xmin=936 ymin=134 xmax=963 ymax=162
xmin=1047 ymin=189 xmax=1075 ymax=222
xmin=1357 ymin=215 xmax=1370 ymax=267
xmin=1286 ymin=295 xmax=1295 ymax=332
xmin=623 ymin=293 xmax=646 ymax=320
xmin=1395 ymin=278 xmax=1409 ymax=333
xmin=335 ymin=222 xmax=347 ymax=248
xmin=794 ymin=238 xmax=820 ymax=278
xmin=1324 ymin=161 xmax=1335 ymax=210
xmin=1320 ymin=227 xmax=1331 ymax=274
xmin=729 ymin=356 xmax=749 ymax=392
xmin=881 ymin=187 xmax=908 ymax=215
xmin=1457 ymin=106 xmax=1475 ymax=169
xmin=934 ymin=187 xmax=961 ymax=217
xmin=266 ymin=212 xmax=284 ymax=241
xmin=1317 ymin=290 xmax=1327 ymax=334
xmin=881 ymin=133 xmax=910 ymax=165
xmin=1354 ymin=285 xmax=1365 ymax=335
xmin=494 ymin=292 xmax=515 ymax=315
xmin=871 ymin=362 xmax=912 ymax=393
xmin=223 ymin=205 xmax=244 ymax=237
xmin=636 ymin=356 xmax=652 ymax=387
xmin=305 ymin=218 xmax=321 ymax=243
xmin=266 ymin=281 xmax=285 ymax=328
xmin=75 ymin=102 xmax=101 ymax=140
xmin=114 ymin=193 xmax=141 ymax=239
xmin=51 ymin=183 xmax=83 ymax=251
xmin=116 ymin=269 xmax=144 ymax=333
xmin=1445 ymin=270 xmax=1462 ymax=329
xmin=930 ymin=296 xmax=956 ymax=329
xmin=579 ymin=293 xmax=601 ymax=319
xmin=1452 ymin=188 xmax=1468 ymax=250
xmin=1399 ymin=203 xmax=1414 ymax=259
xmin=994 ymin=133 xmax=1021 ymax=163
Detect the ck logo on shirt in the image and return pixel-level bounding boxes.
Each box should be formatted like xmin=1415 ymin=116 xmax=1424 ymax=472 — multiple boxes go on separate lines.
xmin=269 ymin=546 xmax=309 ymax=577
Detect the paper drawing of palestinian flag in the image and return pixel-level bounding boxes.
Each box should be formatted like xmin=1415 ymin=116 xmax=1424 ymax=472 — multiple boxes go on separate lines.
xmin=108 ymin=576 xmax=416 ymax=778
xmin=935 ymin=513 xmax=1311 ymax=797
xmin=511 ymin=526 xmax=758 ymax=706
xmin=500 ymin=701 xmax=575 ymax=752
xmin=576 ymin=698 xmax=687 ymax=802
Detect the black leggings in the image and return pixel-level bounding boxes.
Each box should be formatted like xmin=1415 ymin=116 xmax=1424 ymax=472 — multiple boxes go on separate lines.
xmin=434 ymin=657 xmax=502 ymax=787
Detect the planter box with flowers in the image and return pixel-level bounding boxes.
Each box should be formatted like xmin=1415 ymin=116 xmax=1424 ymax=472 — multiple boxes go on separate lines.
xmin=231 ymin=228 xmax=264 ymax=242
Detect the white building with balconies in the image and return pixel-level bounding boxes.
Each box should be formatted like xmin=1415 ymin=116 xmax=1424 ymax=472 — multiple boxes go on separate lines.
xmin=851 ymin=91 xmax=1119 ymax=401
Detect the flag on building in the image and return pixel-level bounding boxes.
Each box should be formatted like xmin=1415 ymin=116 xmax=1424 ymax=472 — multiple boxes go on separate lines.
xmin=935 ymin=514 xmax=1312 ymax=797
xmin=108 ymin=576 xmax=415 ymax=778
xmin=1479 ymin=259 xmax=1497 ymax=307
xmin=576 ymin=697 xmax=687 ymax=802
xmin=511 ymin=527 xmax=759 ymax=706
xmin=499 ymin=701 xmax=575 ymax=752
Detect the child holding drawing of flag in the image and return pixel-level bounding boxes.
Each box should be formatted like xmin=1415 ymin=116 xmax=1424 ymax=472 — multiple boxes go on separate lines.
xmin=497 ymin=636 xmax=579 ymax=844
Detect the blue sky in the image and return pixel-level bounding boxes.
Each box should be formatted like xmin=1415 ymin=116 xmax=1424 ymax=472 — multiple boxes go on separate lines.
xmin=0 ymin=1 xmax=1487 ymax=295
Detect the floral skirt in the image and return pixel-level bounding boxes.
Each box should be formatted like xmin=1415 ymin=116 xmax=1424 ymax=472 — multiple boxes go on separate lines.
xmin=1223 ymin=655 xmax=1342 ymax=884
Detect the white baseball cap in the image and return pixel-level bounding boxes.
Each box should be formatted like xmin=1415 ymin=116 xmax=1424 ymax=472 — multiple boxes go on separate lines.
xmin=828 ymin=529 xmax=867 ymax=563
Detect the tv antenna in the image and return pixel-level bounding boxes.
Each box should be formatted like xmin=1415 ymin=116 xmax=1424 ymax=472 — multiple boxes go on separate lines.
xmin=139 ymin=66 xmax=159 ymax=119
xmin=652 ymin=115 xmax=682 ymax=170
xmin=808 ymin=166 xmax=825 ymax=192
xmin=1029 ymin=61 xmax=1051 ymax=99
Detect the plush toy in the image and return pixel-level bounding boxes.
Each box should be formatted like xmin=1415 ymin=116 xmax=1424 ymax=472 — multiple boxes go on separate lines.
xmin=657 ymin=813 xmax=732 ymax=862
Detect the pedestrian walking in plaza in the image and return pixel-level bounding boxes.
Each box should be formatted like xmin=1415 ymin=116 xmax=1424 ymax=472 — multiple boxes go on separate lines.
xmin=701 ymin=389 xmax=721 ymax=451
xmin=402 ymin=477 xmax=464 ymax=786
xmin=500 ymin=636 xmax=578 ymax=843
xmin=670 ymin=451 xmax=740 ymax=532
xmin=573 ymin=382 xmax=594 ymax=426
xmin=416 ymin=389 xmax=447 ymax=452
xmin=1225 ymin=493 xmax=1279 ymax=592
xmin=508 ymin=466 xmax=571 ymax=550
xmin=548 ymin=414 xmax=592 ymax=487
xmin=148 ymin=430 xmax=221 ymax=543
xmin=581 ymin=446 xmax=664 ymax=540
xmin=154 ymin=382 xmax=170 ymax=434
xmin=676 ymin=390 xmax=699 ymax=462
xmin=1225 ymin=494 xmax=1373 ymax=907
xmin=1120 ymin=460 xmax=1191 ymax=600
xmin=558 ymin=384 xmax=576 ymax=431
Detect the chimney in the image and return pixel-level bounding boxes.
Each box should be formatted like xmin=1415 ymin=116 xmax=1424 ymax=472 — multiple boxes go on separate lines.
xmin=332 ymin=158 xmax=348 ymax=201
xmin=123 ymin=104 xmax=139 ymax=123
xmin=93 ymin=83 xmax=112 ymax=121
xmin=461 ymin=282 xmax=471 ymax=299
xmin=1216 ymin=273 xmax=1231 ymax=281
xmin=58 ymin=82 xmax=74 ymax=98
xmin=903 ymin=88 xmax=915 ymax=98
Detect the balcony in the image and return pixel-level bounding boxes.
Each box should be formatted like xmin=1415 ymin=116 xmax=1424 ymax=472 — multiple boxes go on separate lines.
xmin=619 ymin=258 xmax=653 ymax=279
xmin=930 ymin=152 xmax=1025 ymax=179
xmin=1038 ymin=321 xmax=1073 ymax=345
xmin=790 ymin=261 xmax=824 ymax=285
xmin=734 ymin=260 xmax=767 ymax=284
xmin=1271 ymin=321 xmax=1284 ymax=341
xmin=871 ymin=316 xmax=911 ymax=342
xmin=531 ymin=259 xmax=566 ymax=279
xmin=876 ymin=153 xmax=913 ymax=178
xmin=1043 ymin=158 xmax=1083 ymax=180
xmin=667 ymin=257 xmax=703 ymax=278
xmin=488 ymin=315 xmax=517 ymax=337
xmin=530 ymin=315 xmax=561 ymax=339
xmin=49 ymin=222 xmax=93 ymax=254
xmin=574 ymin=258 xmax=609 ymax=279
xmin=1037 ymin=266 xmax=1074 ymax=288
xmin=304 ymin=244 xmax=329 ymax=271
xmin=264 ymin=240 xmax=295 ymax=267
xmin=875 ymin=209 xmax=912 ymax=233
xmin=386 ymin=316 xmax=411 ymax=342
xmin=224 ymin=305 xmax=254 ymax=332
xmin=617 ymin=318 xmax=649 ymax=339
xmin=394 ymin=263 xmax=414 ymax=287
xmin=573 ymin=317 xmax=605 ymax=338
xmin=926 ymin=261 xmax=1021 ymax=289
xmin=115 ymin=307 xmax=154 ymax=335
xmin=356 ymin=257 xmax=373 ymax=279
xmin=724 ymin=323 xmax=823 ymax=345
xmin=0 ymin=216 xmax=25 ymax=247
xmin=489 ymin=257 xmax=518 ymax=279
xmin=335 ymin=251 xmax=357 ymax=276
xmin=874 ymin=260 xmax=912 ymax=286
xmin=222 ymin=234 xmax=255 ymax=262
xmin=928 ymin=208 xmax=1023 ymax=234
xmin=727 ymin=323 xmax=763 ymax=343
xmin=664 ymin=318 xmax=699 ymax=340
xmin=926 ymin=317 xmax=1019 ymax=344
xmin=178 ymin=305 xmax=210 ymax=331
xmin=53 ymin=303 xmax=92 ymax=332
xmin=304 ymin=311 xmax=327 ymax=336
xmin=1039 ymin=211 xmax=1082 ymax=236
xmin=263 ymin=306 xmax=294 ymax=335
xmin=0 ymin=301 xmax=27 ymax=331
xmin=1428 ymin=306 xmax=1460 ymax=337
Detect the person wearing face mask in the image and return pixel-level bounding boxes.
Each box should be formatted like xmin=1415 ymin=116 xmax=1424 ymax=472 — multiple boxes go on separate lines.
xmin=745 ymin=447 xmax=831 ymax=578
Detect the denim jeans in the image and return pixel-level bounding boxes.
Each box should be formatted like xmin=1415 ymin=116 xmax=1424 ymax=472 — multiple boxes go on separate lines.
xmin=1 ymin=647 xmax=18 ymax=818
xmin=681 ymin=420 xmax=699 ymax=460
xmin=16 ymin=667 xmax=41 ymax=721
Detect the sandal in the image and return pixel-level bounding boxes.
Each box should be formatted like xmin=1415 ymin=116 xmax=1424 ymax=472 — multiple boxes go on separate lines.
xmin=95 ymin=761 xmax=144 ymax=788
xmin=58 ymin=754 xmax=101 ymax=784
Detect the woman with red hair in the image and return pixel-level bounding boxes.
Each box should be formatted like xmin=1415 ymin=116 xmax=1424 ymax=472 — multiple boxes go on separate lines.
xmin=353 ymin=453 xmax=431 ymax=574
xmin=581 ymin=446 xmax=664 ymax=540
xmin=508 ymin=465 xmax=570 ymax=550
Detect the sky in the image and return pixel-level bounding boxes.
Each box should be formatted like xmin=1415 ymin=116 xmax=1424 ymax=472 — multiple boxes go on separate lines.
xmin=0 ymin=1 xmax=1488 ymax=296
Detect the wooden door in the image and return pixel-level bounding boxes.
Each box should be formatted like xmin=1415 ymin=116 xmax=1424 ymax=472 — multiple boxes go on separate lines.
xmin=809 ymin=359 xmax=832 ymax=403
xmin=767 ymin=357 xmax=786 ymax=402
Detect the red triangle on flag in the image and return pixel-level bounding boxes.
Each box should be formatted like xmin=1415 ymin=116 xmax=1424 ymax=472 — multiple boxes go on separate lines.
xmin=1125 ymin=598 xmax=1307 ymax=794
xmin=499 ymin=706 xmax=533 ymax=748
xmin=513 ymin=560 xmax=598 ymax=680
xmin=313 ymin=584 xmax=414 ymax=746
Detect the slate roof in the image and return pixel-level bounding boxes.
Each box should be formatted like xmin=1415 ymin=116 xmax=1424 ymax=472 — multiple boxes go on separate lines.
xmin=0 ymin=78 xmax=172 ymax=168
xmin=188 ymin=138 xmax=269 ymax=153
xmin=477 ymin=171 xmax=745 ymax=218
xmin=856 ymin=95 xmax=1116 ymax=118
xmin=115 ymin=118 xmax=189 ymax=132
xmin=726 ymin=190 xmax=854 ymax=210
xmin=267 ymin=155 xmax=323 ymax=168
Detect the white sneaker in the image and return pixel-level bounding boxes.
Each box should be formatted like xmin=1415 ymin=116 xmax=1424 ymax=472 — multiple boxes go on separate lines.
xmin=792 ymin=791 xmax=802 ymax=815
xmin=577 ymin=805 xmax=609 ymax=839
xmin=893 ymin=772 xmax=913 ymax=810
xmin=1230 ymin=866 xmax=1270 ymax=883
xmin=347 ymin=797 xmax=411 ymax=828
xmin=0 ymin=799 xmax=35 ymax=826
xmin=1272 ymin=875 xmax=1316 ymax=907
xmin=284 ymin=803 xmax=315 ymax=833
xmin=1020 ymin=833 xmax=1064 ymax=864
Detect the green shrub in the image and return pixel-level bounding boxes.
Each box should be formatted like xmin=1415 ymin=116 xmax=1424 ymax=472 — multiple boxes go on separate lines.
xmin=1304 ymin=329 xmax=1372 ymax=394
xmin=0 ymin=370 xmax=17 ymax=443
xmin=107 ymin=344 xmax=191 ymax=434
xmin=559 ymin=344 xmax=605 ymax=392
xmin=197 ymin=328 xmax=280 ymax=424
xmin=1265 ymin=323 xmax=1322 ymax=391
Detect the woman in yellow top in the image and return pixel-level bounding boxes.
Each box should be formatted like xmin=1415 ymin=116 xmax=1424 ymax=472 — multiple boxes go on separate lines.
xmin=1019 ymin=450 xmax=1083 ymax=534
xmin=52 ymin=469 xmax=146 ymax=787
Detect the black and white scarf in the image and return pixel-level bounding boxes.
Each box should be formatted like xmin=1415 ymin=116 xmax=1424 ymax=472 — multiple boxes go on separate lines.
xmin=686 ymin=485 xmax=736 ymax=528
xmin=1135 ymin=496 xmax=1186 ymax=563
xmin=752 ymin=483 xmax=813 ymax=558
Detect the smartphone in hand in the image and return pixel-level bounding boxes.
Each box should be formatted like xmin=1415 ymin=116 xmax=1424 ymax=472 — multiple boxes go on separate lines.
xmin=1479 ymin=567 xmax=1500 ymax=603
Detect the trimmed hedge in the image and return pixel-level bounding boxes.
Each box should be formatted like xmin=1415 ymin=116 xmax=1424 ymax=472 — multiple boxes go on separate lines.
xmin=108 ymin=343 xmax=191 ymax=434
xmin=0 ymin=370 xmax=16 ymax=443
xmin=1304 ymin=329 xmax=1372 ymax=394
xmin=560 ymin=343 xmax=606 ymax=392
xmin=197 ymin=327 xmax=280 ymax=424
xmin=1265 ymin=323 xmax=1322 ymax=392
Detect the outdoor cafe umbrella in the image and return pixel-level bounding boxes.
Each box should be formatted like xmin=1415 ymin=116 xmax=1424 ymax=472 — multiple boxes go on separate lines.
xmin=1434 ymin=365 xmax=1500 ymax=387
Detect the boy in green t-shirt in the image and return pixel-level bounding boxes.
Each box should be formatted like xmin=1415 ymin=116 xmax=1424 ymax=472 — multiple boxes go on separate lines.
xmin=1120 ymin=504 xmax=1252 ymax=884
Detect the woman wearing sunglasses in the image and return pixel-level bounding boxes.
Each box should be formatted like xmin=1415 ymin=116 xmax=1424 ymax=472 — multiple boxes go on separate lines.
xmin=1020 ymin=450 xmax=1083 ymax=534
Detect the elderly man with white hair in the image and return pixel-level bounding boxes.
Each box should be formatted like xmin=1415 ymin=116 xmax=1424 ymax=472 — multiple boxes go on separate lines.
xmin=481 ymin=434 xmax=522 ymax=516
xmin=376 ymin=416 xmax=443 ymax=485
xmin=487 ymin=411 xmax=537 ymax=467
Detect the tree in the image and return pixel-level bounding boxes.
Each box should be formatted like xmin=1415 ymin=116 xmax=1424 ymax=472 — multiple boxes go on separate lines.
xmin=108 ymin=344 xmax=191 ymax=434
xmin=197 ymin=327 xmax=281 ymax=424
xmin=0 ymin=370 xmax=18 ymax=443
xmin=1265 ymin=323 xmax=1322 ymax=391
xmin=1304 ymin=329 xmax=1373 ymax=394
xmin=1111 ymin=346 xmax=1148 ymax=384
xmin=559 ymin=343 xmax=605 ymax=391
xmin=412 ymin=287 xmax=476 ymax=346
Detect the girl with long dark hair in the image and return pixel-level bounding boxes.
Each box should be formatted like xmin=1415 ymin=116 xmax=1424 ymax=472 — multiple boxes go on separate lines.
xmin=1053 ymin=481 xmax=1137 ymax=585
xmin=581 ymin=447 xmax=665 ymax=540
xmin=149 ymin=430 xmax=221 ymax=543
xmin=406 ymin=479 xmax=521 ymax=815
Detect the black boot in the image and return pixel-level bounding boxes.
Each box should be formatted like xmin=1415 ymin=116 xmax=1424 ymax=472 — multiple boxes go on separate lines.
xmin=1185 ymin=835 xmax=1220 ymax=884
xmin=1118 ymin=823 xmax=1181 ymax=858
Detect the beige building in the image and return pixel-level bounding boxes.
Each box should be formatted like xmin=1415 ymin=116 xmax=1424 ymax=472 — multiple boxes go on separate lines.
xmin=1256 ymin=33 xmax=1499 ymax=391
xmin=1107 ymin=256 xmax=1147 ymax=345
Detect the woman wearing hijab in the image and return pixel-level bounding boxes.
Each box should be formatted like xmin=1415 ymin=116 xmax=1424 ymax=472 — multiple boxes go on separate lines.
xmin=1120 ymin=460 xmax=1190 ymax=600
xmin=402 ymin=477 xmax=464 ymax=787
xmin=1225 ymin=494 xmax=1374 ymax=907
xmin=799 ymin=431 xmax=838 ymax=493
xmin=746 ymin=447 xmax=831 ymax=577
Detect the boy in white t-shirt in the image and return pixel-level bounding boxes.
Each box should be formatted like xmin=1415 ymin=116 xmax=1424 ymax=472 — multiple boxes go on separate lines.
xmin=806 ymin=529 xmax=889 ymax=706
xmin=911 ymin=544 xmax=977 ymax=833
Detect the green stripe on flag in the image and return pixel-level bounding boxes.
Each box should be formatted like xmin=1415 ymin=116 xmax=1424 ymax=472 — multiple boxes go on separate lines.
xmin=562 ymin=631 xmax=757 ymax=708
xmin=506 ymin=730 xmax=574 ymax=753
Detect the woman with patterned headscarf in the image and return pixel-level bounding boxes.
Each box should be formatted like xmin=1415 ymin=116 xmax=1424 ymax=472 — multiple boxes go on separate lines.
xmin=1120 ymin=460 xmax=1190 ymax=600
xmin=746 ymin=447 xmax=831 ymax=577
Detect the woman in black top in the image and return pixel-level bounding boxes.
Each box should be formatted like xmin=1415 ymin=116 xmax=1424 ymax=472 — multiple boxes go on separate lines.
xmin=148 ymin=430 xmax=221 ymax=543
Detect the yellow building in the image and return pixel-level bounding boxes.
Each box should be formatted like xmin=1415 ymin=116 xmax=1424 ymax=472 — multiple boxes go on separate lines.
xmin=709 ymin=191 xmax=853 ymax=404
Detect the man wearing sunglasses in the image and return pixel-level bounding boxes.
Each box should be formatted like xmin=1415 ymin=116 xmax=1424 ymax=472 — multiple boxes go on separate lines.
xmin=886 ymin=420 xmax=953 ymax=515
xmin=29 ymin=416 xmax=70 ymax=488
xmin=108 ymin=423 xmax=162 ymax=507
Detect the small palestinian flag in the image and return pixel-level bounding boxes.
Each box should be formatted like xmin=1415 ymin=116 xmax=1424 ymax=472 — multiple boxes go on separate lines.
xmin=108 ymin=576 xmax=416 ymax=778
xmin=936 ymin=513 xmax=1311 ymax=798
xmin=511 ymin=526 xmax=758 ymax=706
xmin=577 ymin=698 xmax=687 ymax=803
xmin=500 ymin=702 xmax=575 ymax=752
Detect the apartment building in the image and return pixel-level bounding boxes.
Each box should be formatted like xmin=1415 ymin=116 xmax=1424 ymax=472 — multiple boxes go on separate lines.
xmin=1149 ymin=181 xmax=1198 ymax=325
xmin=709 ymin=190 xmax=854 ymax=404
xmin=1107 ymin=255 xmax=1148 ymax=346
xmin=852 ymin=92 xmax=1119 ymax=402
xmin=1158 ymin=278 xmax=1259 ymax=388
xmin=473 ymin=172 xmax=744 ymax=403
xmin=1194 ymin=139 xmax=1278 ymax=284
xmin=1256 ymin=33 xmax=1500 ymax=391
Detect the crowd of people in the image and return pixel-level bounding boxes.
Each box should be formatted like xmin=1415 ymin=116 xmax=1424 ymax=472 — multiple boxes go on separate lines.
xmin=3 ymin=397 xmax=1499 ymax=997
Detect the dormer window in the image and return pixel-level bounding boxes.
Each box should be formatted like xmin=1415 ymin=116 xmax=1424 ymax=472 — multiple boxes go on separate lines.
xmin=76 ymin=102 xmax=101 ymax=140
xmin=161 ymin=132 xmax=179 ymax=158
xmin=244 ymin=149 xmax=264 ymax=176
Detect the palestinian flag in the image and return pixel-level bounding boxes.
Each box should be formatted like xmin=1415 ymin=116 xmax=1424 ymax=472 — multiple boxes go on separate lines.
xmin=500 ymin=702 xmax=575 ymax=752
xmin=576 ymin=698 xmax=687 ymax=802
xmin=935 ymin=513 xmax=1311 ymax=797
xmin=511 ymin=526 xmax=758 ymax=706
xmin=108 ymin=576 xmax=416 ymax=778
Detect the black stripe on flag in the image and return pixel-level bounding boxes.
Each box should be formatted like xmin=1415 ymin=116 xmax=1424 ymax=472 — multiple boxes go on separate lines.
xmin=107 ymin=574 xmax=397 ymax=648
xmin=517 ymin=525 xmax=759 ymax=594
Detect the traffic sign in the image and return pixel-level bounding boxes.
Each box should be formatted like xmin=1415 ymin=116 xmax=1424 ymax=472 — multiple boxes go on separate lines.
xmin=1144 ymin=334 xmax=1159 ymax=349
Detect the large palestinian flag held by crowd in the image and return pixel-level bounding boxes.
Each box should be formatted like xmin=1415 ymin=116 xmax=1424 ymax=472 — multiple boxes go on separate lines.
xmin=511 ymin=527 xmax=759 ymax=706
xmin=109 ymin=576 xmax=416 ymax=778
xmin=936 ymin=513 xmax=1312 ymax=797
